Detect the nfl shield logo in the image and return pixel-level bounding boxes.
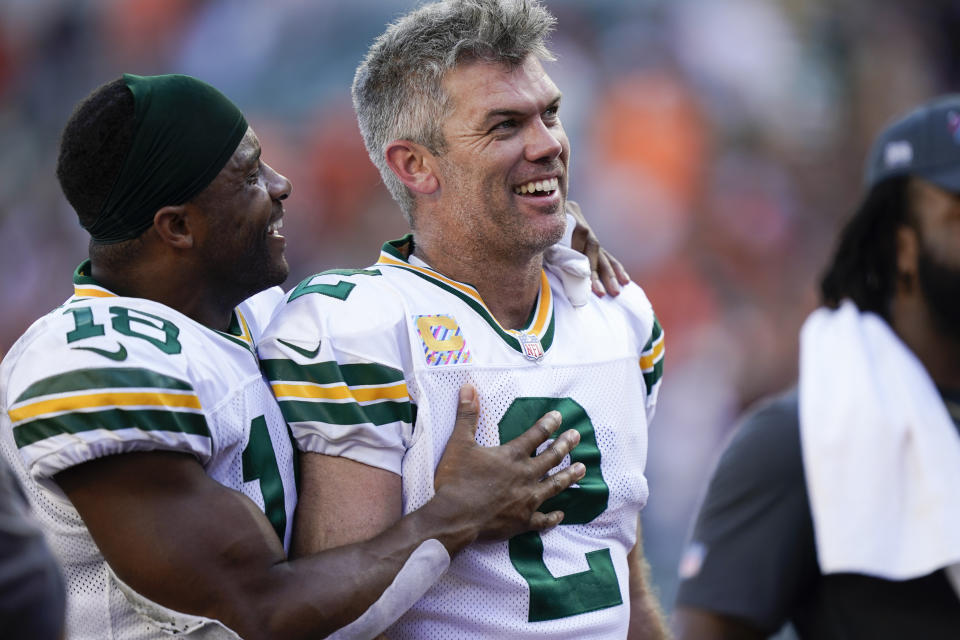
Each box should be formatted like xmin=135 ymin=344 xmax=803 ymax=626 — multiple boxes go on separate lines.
xmin=518 ymin=333 xmax=544 ymax=361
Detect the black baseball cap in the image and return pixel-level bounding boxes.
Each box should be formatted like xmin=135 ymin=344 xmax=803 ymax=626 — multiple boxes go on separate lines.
xmin=865 ymin=94 xmax=960 ymax=193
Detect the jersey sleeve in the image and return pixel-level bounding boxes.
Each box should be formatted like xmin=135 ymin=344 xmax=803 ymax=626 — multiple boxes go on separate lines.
xmin=613 ymin=283 xmax=664 ymax=421
xmin=3 ymin=302 xmax=213 ymax=492
xmin=674 ymin=390 xmax=819 ymax=633
xmin=259 ymin=270 xmax=413 ymax=475
xmin=237 ymin=286 xmax=285 ymax=343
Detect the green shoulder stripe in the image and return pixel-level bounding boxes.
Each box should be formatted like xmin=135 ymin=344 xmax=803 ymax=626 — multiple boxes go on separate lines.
xmin=642 ymin=316 xmax=663 ymax=353
xmin=14 ymin=408 xmax=210 ymax=448
xmin=278 ymin=398 xmax=413 ymax=427
xmin=16 ymin=367 xmax=193 ymax=403
xmin=643 ymin=359 xmax=664 ymax=393
xmin=262 ymin=359 xmax=404 ymax=387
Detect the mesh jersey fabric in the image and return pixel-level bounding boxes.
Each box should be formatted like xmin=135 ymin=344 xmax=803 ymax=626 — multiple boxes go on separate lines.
xmin=0 ymin=269 xmax=296 ymax=640
xmin=259 ymin=240 xmax=664 ymax=639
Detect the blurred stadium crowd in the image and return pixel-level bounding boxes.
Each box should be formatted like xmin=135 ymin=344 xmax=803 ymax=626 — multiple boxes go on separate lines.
xmin=2 ymin=0 xmax=959 ymax=618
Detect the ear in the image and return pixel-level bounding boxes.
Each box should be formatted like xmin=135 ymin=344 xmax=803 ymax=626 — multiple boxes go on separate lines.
xmin=152 ymin=205 xmax=195 ymax=250
xmin=384 ymin=140 xmax=439 ymax=195
xmin=896 ymin=224 xmax=919 ymax=292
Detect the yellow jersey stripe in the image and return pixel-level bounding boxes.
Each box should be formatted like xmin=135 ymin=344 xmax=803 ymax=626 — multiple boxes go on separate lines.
xmin=271 ymin=382 xmax=409 ymax=403
xmin=378 ymin=253 xmax=553 ymax=338
xmin=10 ymin=391 xmax=202 ymax=423
xmin=530 ymin=271 xmax=552 ymax=334
xmin=378 ymin=254 xmax=482 ymax=302
xmin=640 ymin=336 xmax=665 ymax=370
xmin=237 ymin=310 xmax=253 ymax=344
xmin=73 ymin=287 xmax=116 ymax=298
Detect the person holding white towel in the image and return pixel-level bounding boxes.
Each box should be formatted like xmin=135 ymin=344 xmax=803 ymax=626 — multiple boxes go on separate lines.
xmin=673 ymin=95 xmax=960 ymax=639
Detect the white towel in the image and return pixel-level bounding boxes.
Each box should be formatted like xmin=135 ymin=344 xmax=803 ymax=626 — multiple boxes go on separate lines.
xmin=543 ymin=212 xmax=592 ymax=307
xmin=799 ymin=300 xmax=960 ymax=585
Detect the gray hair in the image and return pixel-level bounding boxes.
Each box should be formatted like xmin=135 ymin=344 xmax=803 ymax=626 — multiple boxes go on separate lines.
xmin=352 ymin=0 xmax=556 ymax=223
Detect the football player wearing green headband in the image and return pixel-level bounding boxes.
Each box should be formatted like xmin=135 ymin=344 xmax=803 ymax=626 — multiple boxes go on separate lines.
xmin=0 ymin=74 xmax=592 ymax=640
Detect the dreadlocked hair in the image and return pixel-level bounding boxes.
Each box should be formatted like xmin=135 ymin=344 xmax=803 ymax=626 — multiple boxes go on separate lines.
xmin=819 ymin=176 xmax=910 ymax=320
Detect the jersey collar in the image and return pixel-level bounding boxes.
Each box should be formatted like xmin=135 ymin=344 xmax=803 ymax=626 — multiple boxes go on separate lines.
xmin=376 ymin=236 xmax=555 ymax=357
xmin=71 ymin=260 xmax=255 ymax=352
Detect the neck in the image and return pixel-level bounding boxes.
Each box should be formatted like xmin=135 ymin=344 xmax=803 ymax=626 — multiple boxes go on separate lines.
xmin=91 ymin=257 xmax=238 ymax=332
xmin=890 ymin=294 xmax=960 ymax=392
xmin=412 ymin=238 xmax=543 ymax=330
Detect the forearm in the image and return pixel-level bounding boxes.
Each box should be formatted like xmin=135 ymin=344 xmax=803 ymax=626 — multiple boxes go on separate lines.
xmin=627 ymin=555 xmax=670 ymax=640
xmin=627 ymin=520 xmax=670 ymax=640
xmin=261 ymin=487 xmax=480 ymax=638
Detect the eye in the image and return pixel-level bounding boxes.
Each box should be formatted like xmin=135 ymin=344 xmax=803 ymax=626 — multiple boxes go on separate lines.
xmin=543 ymin=105 xmax=560 ymax=121
xmin=491 ymin=119 xmax=517 ymax=132
xmin=246 ymin=163 xmax=261 ymax=184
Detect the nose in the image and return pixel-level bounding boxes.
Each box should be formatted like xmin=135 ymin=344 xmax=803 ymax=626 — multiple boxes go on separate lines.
xmin=264 ymin=162 xmax=292 ymax=201
xmin=524 ymin=118 xmax=564 ymax=163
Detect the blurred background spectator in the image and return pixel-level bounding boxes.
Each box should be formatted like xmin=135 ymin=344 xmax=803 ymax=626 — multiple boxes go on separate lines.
xmin=2 ymin=0 xmax=959 ymax=634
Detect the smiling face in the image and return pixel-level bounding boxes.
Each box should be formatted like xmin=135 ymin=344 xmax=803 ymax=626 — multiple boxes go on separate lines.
xmin=191 ymin=127 xmax=292 ymax=302
xmin=424 ymin=56 xmax=570 ymax=264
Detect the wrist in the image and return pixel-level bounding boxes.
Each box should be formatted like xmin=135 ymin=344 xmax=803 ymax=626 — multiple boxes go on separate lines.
xmin=414 ymin=487 xmax=481 ymax=554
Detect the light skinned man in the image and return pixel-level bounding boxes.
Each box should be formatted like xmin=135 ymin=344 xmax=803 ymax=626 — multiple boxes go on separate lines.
xmin=260 ymin=1 xmax=669 ymax=637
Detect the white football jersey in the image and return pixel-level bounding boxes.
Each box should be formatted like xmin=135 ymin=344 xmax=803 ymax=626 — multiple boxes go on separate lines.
xmin=260 ymin=237 xmax=664 ymax=639
xmin=0 ymin=261 xmax=297 ymax=639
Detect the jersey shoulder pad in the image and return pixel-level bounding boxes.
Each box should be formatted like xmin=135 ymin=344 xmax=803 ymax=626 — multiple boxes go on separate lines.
xmin=3 ymin=298 xmax=210 ymax=488
xmin=266 ymin=268 xmax=406 ymax=351
xmin=604 ymin=282 xmax=664 ymax=406
xmin=238 ymin=286 xmax=285 ymax=341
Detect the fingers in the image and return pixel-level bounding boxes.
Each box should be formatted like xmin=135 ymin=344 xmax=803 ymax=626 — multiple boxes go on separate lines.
xmin=508 ymin=409 xmax=563 ymax=454
xmin=608 ymin=251 xmax=631 ymax=286
xmin=536 ymin=462 xmax=586 ymax=503
xmin=528 ymin=510 xmax=565 ymax=531
xmin=597 ymin=249 xmax=626 ymax=297
xmin=449 ymin=384 xmax=480 ymax=442
xmin=530 ymin=428 xmax=580 ymax=476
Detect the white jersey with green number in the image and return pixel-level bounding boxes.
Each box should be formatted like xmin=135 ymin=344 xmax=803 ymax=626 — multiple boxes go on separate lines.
xmin=0 ymin=262 xmax=297 ymax=640
xmin=259 ymin=237 xmax=664 ymax=639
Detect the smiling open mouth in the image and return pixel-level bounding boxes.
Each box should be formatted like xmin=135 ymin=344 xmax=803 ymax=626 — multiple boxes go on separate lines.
xmin=268 ymin=219 xmax=284 ymax=237
xmin=513 ymin=177 xmax=559 ymax=196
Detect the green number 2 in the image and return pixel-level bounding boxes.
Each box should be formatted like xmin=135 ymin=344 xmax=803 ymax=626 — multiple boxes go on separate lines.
xmin=287 ymin=269 xmax=381 ymax=303
xmin=498 ymin=397 xmax=622 ymax=622
xmin=242 ymin=416 xmax=287 ymax=543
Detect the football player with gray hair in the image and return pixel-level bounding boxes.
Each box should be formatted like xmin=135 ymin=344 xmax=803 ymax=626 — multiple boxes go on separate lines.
xmin=262 ymin=1 xmax=669 ymax=638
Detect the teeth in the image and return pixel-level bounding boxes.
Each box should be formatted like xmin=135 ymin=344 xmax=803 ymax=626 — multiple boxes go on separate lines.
xmin=268 ymin=219 xmax=284 ymax=235
xmin=514 ymin=177 xmax=559 ymax=195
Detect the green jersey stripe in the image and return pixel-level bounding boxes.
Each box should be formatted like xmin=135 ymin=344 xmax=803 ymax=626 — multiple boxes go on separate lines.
xmin=262 ymin=359 xmax=342 ymax=385
xmin=541 ymin=311 xmax=556 ymax=352
xmin=278 ymin=398 xmax=413 ymax=427
xmin=15 ymin=367 xmax=193 ymax=403
xmin=388 ymin=265 xmax=525 ymax=352
xmin=14 ymin=407 xmax=210 ymax=448
xmin=341 ymin=363 xmax=405 ymax=387
xmin=643 ymin=359 xmax=664 ymax=395
xmin=72 ymin=260 xmax=99 ymax=287
xmin=642 ymin=317 xmax=663 ymax=352
xmin=262 ymin=359 xmax=404 ymax=387
xmin=215 ymin=331 xmax=253 ymax=352
xmin=379 ymin=237 xmax=555 ymax=356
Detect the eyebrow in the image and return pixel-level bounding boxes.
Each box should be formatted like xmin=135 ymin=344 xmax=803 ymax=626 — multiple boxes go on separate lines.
xmin=238 ymin=139 xmax=262 ymax=170
xmin=481 ymin=94 xmax=562 ymax=126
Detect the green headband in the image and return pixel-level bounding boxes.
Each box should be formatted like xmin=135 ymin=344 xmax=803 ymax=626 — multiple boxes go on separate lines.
xmin=84 ymin=73 xmax=248 ymax=243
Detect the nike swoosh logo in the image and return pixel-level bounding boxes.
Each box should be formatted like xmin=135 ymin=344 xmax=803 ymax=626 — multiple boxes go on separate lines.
xmin=72 ymin=343 xmax=128 ymax=361
xmin=276 ymin=338 xmax=321 ymax=359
